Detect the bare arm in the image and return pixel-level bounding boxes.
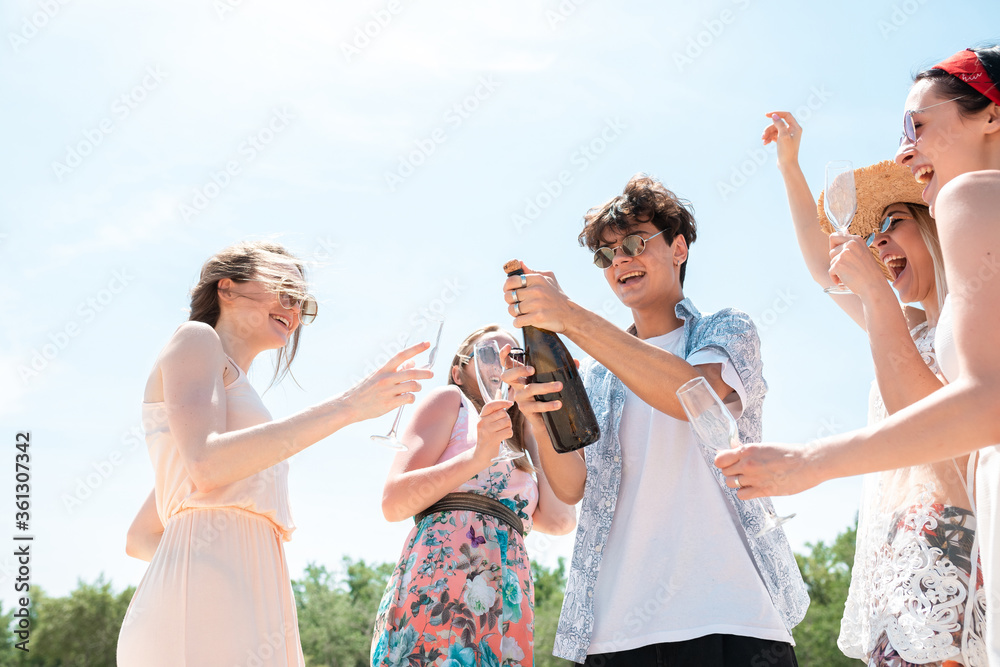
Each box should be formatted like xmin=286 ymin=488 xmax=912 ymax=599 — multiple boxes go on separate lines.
xmin=765 ymin=111 xmax=866 ymax=328
xmin=827 ymin=233 xmax=946 ymax=412
xmin=523 ymin=425 xmax=577 ymax=536
xmin=381 ymin=387 xmax=513 ymax=522
xmin=125 ymin=490 xmax=163 ymax=562
xmin=503 ymin=265 xmax=734 ymax=421
xmin=159 ymin=322 xmax=432 ymax=493
xmin=716 ymin=172 xmax=1000 ymax=496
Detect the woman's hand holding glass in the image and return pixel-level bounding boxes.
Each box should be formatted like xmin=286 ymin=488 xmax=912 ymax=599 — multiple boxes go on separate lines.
xmin=473 ymin=399 xmax=516 ymax=465
xmin=828 ymin=233 xmax=894 ymax=301
xmin=473 ymin=340 xmax=525 ymax=463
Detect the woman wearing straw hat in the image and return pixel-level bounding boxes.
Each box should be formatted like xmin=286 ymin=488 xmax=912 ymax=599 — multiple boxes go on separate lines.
xmin=762 ymin=112 xmax=985 ymax=666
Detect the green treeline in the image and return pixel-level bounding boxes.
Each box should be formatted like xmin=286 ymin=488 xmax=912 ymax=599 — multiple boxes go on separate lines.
xmin=0 ymin=523 xmax=860 ymax=666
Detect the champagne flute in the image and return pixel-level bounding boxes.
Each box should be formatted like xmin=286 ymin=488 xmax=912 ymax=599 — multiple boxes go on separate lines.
xmin=473 ymin=340 xmax=525 ymax=464
xmin=823 ymin=160 xmax=858 ymax=295
xmin=676 ymin=376 xmax=794 ymax=537
xmin=370 ymin=319 xmax=445 ymax=451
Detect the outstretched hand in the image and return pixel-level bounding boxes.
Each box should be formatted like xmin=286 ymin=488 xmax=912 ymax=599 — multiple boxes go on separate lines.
xmin=340 ymin=342 xmax=435 ymax=422
xmin=762 ymin=111 xmax=803 ymax=173
xmin=714 ymin=442 xmax=820 ymax=499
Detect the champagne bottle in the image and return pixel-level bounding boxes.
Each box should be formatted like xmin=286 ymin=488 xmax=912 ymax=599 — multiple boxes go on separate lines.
xmin=504 ymin=260 xmax=600 ymax=452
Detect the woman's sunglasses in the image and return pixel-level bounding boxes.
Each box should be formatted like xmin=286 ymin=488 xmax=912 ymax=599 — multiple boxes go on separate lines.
xmin=230 ymin=286 xmax=319 ymax=325
xmin=900 ymin=95 xmax=967 ymax=146
xmin=278 ymin=290 xmax=318 ymax=325
xmin=593 ymin=229 xmax=666 ymax=269
xmin=865 ymin=215 xmax=909 ymax=247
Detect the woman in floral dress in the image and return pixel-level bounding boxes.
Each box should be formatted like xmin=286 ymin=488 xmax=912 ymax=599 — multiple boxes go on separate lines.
xmin=372 ymin=325 xmax=577 ymax=667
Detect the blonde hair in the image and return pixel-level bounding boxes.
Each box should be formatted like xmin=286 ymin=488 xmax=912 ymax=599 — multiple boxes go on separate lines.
xmin=906 ymin=204 xmax=949 ymax=312
xmin=449 ymin=325 xmax=534 ymax=473
xmin=188 ymin=240 xmax=309 ymax=388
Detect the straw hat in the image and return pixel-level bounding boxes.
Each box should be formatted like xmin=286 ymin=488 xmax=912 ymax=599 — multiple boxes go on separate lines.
xmin=817 ymin=160 xmax=927 ymax=278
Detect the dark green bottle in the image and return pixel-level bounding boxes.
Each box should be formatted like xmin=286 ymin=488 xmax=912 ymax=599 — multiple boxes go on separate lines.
xmin=505 ymin=260 xmax=600 ymax=452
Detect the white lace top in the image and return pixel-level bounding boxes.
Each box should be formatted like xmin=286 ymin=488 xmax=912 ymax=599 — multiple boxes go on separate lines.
xmin=838 ymin=322 xmax=988 ymax=665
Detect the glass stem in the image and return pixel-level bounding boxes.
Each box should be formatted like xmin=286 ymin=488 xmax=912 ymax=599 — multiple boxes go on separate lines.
xmin=388 ymin=404 xmax=405 ymax=438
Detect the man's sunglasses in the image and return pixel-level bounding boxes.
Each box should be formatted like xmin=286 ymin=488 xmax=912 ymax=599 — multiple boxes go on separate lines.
xmin=593 ymin=229 xmax=667 ymax=269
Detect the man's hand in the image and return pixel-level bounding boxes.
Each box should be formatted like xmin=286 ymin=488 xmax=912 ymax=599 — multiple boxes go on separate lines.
xmin=503 ymin=262 xmax=581 ymax=335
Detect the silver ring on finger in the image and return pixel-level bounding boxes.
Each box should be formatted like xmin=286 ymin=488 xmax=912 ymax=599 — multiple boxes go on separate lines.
xmin=512 ymin=289 xmax=519 ymax=303
xmin=519 ymin=274 xmax=527 ymax=289
xmin=735 ymin=476 xmax=742 ymax=490
xmin=513 ymin=302 xmax=522 ymax=316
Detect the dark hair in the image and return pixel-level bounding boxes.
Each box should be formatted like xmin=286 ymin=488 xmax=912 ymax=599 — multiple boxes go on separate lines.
xmin=448 ymin=324 xmax=533 ymax=473
xmin=578 ymin=173 xmax=698 ymax=285
xmin=915 ymin=45 xmax=1000 ymax=117
xmin=189 ymin=241 xmax=308 ymax=387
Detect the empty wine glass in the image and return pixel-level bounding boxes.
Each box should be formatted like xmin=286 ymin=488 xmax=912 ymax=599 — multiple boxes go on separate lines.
xmin=473 ymin=340 xmax=525 ymax=464
xmin=823 ymin=160 xmax=858 ymax=295
xmin=676 ymin=376 xmax=795 ymax=537
xmin=370 ymin=319 xmax=445 ymax=451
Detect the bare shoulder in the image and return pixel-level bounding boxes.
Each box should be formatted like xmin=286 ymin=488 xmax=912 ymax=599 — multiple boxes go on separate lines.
xmin=937 ymin=171 xmax=1000 ymax=230
xmin=162 ymin=322 xmax=225 ymax=363
xmin=144 ymin=322 xmax=225 ymax=402
xmin=415 ymin=385 xmax=464 ymax=418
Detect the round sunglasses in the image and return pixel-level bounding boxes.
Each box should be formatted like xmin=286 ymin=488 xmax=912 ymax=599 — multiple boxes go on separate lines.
xmin=899 ymin=95 xmax=967 ymax=146
xmin=278 ymin=290 xmax=318 ymax=325
xmin=230 ymin=286 xmax=318 ymax=325
xmin=593 ymin=229 xmax=667 ymax=269
xmin=865 ymin=214 xmax=909 ymax=247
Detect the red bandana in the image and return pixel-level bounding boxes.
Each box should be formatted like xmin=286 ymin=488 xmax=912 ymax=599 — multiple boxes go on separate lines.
xmin=934 ymin=48 xmax=1000 ymax=106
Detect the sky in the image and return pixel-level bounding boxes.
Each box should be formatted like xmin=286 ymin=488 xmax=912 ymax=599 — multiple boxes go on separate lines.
xmin=1 ymin=0 xmax=998 ymax=610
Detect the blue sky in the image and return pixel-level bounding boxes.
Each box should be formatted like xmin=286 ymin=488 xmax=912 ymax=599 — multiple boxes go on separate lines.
xmin=1 ymin=0 xmax=997 ymax=605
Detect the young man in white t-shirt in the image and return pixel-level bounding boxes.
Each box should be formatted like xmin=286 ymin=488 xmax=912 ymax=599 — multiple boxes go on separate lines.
xmin=502 ymin=174 xmax=805 ymax=666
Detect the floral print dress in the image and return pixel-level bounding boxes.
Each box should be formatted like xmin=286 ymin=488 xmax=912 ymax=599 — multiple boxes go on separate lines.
xmin=371 ymin=395 xmax=539 ymax=667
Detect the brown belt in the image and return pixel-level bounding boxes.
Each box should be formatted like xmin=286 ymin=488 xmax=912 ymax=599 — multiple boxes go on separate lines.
xmin=414 ymin=492 xmax=524 ymax=537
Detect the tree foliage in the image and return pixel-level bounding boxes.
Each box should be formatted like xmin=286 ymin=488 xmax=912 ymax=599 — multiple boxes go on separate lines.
xmin=792 ymin=519 xmax=864 ymax=666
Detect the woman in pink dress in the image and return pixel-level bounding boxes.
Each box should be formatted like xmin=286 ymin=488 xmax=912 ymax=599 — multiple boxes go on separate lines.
xmin=118 ymin=241 xmax=432 ymax=667
xmin=371 ymin=325 xmax=576 ymax=667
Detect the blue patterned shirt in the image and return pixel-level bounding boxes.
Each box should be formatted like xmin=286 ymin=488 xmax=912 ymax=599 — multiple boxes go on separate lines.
xmin=552 ymin=298 xmax=810 ymax=662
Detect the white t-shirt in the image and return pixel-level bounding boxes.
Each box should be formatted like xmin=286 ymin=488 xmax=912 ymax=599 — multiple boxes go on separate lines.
xmin=587 ymin=326 xmax=792 ymax=655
